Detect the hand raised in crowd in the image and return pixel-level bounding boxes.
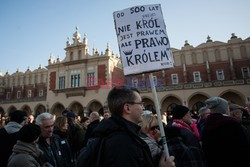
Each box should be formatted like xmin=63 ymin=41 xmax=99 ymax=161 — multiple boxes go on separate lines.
xmin=158 ymin=153 xmax=175 ymax=167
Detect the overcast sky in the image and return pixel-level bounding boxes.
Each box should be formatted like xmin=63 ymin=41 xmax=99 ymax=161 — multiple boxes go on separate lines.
xmin=0 ymin=0 xmax=249 ymax=74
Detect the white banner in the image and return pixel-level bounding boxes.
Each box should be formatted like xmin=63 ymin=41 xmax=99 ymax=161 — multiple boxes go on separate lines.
xmin=113 ymin=4 xmax=174 ymax=75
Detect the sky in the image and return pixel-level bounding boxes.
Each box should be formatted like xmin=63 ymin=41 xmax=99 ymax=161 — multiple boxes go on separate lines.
xmin=0 ymin=0 xmax=250 ymax=74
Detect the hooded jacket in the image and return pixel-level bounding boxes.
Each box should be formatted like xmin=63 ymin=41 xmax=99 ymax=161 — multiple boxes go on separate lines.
xmin=0 ymin=122 xmax=22 ymax=167
xmin=7 ymin=140 xmax=43 ymax=167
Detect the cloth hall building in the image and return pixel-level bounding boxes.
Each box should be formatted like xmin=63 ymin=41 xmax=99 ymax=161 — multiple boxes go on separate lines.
xmin=0 ymin=28 xmax=250 ymax=119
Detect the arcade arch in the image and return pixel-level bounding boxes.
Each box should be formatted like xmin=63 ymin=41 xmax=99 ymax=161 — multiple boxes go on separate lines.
xmin=188 ymin=93 xmax=209 ymax=111
xmin=69 ymin=101 xmax=84 ymax=116
xmin=50 ymin=103 xmax=65 ymax=117
xmin=21 ymin=105 xmax=32 ymax=115
xmin=161 ymin=95 xmax=182 ymax=117
xmin=0 ymin=107 xmax=5 ymax=117
xmin=87 ymin=100 xmax=103 ymax=116
xmin=142 ymin=97 xmax=155 ymax=113
xmin=7 ymin=106 xmax=17 ymax=115
xmin=34 ymin=104 xmax=46 ymax=117
xmin=220 ymin=90 xmax=245 ymax=106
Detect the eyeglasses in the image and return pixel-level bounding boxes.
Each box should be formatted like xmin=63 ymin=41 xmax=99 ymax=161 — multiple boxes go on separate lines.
xmin=150 ymin=125 xmax=160 ymax=131
xmin=127 ymin=101 xmax=144 ymax=106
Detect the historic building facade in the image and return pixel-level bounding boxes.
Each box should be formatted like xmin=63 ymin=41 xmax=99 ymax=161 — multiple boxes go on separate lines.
xmin=0 ymin=29 xmax=250 ymax=119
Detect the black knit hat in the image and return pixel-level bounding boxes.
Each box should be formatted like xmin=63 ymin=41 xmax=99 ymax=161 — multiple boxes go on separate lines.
xmin=172 ymin=105 xmax=189 ymax=119
xmin=19 ymin=124 xmax=41 ymax=143
xmin=9 ymin=110 xmax=27 ymax=124
xmin=66 ymin=111 xmax=77 ymax=118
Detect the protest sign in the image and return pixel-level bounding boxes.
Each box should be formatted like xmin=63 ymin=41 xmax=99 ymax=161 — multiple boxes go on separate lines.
xmin=114 ymin=4 xmax=173 ymax=158
xmin=113 ymin=4 xmax=174 ymax=75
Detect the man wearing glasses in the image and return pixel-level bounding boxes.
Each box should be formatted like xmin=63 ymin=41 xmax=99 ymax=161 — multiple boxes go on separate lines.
xmin=84 ymin=86 xmax=175 ymax=167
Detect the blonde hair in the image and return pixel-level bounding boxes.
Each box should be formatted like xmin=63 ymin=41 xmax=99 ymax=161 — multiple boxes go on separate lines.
xmin=139 ymin=114 xmax=158 ymax=134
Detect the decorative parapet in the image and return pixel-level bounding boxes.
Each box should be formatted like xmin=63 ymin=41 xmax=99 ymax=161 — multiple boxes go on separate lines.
xmin=137 ymin=79 xmax=249 ymax=92
xmin=53 ymin=87 xmax=86 ymax=98
xmin=0 ymin=96 xmax=46 ymax=104
xmin=223 ymin=80 xmax=235 ymax=86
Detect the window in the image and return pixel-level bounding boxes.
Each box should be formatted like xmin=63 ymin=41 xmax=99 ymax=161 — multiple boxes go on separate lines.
xmin=87 ymin=73 xmax=95 ymax=87
xmin=6 ymin=92 xmax=10 ymax=99
xmin=71 ymin=74 xmax=80 ymax=88
xmin=153 ymin=76 xmax=157 ymax=86
xmin=39 ymin=89 xmax=44 ymax=97
xmin=59 ymin=76 xmax=65 ymax=89
xmin=193 ymin=71 xmax=201 ymax=82
xmin=132 ymin=78 xmax=138 ymax=88
xmin=17 ymin=91 xmax=21 ymax=99
xmin=78 ymin=50 xmax=82 ymax=59
xmin=216 ymin=69 xmax=225 ymax=80
xmin=27 ymin=90 xmax=32 ymax=98
xmin=70 ymin=52 xmax=73 ymax=61
xmin=242 ymin=67 xmax=250 ymax=78
xmin=171 ymin=74 xmax=178 ymax=84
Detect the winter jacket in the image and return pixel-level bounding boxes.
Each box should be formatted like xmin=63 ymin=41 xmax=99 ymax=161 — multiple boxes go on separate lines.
xmin=7 ymin=140 xmax=42 ymax=167
xmin=90 ymin=115 xmax=155 ymax=167
xmin=165 ymin=126 xmax=207 ymax=167
xmin=82 ymin=120 xmax=99 ymax=147
xmin=140 ymin=133 xmax=162 ymax=167
xmin=37 ymin=134 xmax=74 ymax=167
xmin=0 ymin=122 xmax=22 ymax=167
xmin=68 ymin=122 xmax=85 ymax=158
xmin=202 ymin=113 xmax=250 ymax=167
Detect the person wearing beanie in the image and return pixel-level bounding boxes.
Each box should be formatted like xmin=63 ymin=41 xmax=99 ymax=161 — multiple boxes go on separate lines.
xmin=67 ymin=111 xmax=85 ymax=160
xmin=202 ymin=97 xmax=250 ymax=167
xmin=171 ymin=105 xmax=200 ymax=140
xmin=7 ymin=124 xmax=44 ymax=167
xmin=0 ymin=110 xmax=28 ymax=167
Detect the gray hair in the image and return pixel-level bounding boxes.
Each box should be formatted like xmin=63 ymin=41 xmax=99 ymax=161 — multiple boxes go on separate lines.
xmin=90 ymin=111 xmax=100 ymax=121
xmin=36 ymin=112 xmax=54 ymax=125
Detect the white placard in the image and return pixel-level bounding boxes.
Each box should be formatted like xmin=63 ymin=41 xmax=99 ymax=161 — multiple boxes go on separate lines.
xmin=113 ymin=4 xmax=174 ymax=75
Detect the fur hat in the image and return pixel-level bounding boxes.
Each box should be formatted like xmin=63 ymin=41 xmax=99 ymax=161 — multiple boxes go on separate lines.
xmin=172 ymin=105 xmax=189 ymax=119
xmin=9 ymin=110 xmax=27 ymax=124
xmin=19 ymin=124 xmax=41 ymax=143
xmin=205 ymin=97 xmax=229 ymax=114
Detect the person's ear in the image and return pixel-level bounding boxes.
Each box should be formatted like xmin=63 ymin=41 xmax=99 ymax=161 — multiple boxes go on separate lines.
xmin=123 ymin=103 xmax=131 ymax=114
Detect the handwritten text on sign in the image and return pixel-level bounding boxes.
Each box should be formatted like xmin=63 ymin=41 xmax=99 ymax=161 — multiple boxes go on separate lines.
xmin=113 ymin=4 xmax=174 ymax=75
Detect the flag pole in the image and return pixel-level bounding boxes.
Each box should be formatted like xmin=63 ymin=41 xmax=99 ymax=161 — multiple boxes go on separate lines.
xmin=149 ymin=73 xmax=169 ymax=158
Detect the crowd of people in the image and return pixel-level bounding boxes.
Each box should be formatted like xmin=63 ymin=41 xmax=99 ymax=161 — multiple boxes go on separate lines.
xmin=0 ymin=86 xmax=250 ymax=167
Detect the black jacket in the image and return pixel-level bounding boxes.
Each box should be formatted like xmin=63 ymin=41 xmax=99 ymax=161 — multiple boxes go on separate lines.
xmin=83 ymin=120 xmax=99 ymax=147
xmin=164 ymin=126 xmax=207 ymax=167
xmin=202 ymin=113 xmax=250 ymax=167
xmin=0 ymin=127 xmax=19 ymax=167
xmin=37 ymin=134 xmax=74 ymax=167
xmin=90 ymin=115 xmax=155 ymax=167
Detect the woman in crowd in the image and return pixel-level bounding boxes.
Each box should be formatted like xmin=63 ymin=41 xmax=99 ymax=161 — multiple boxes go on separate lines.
xmin=54 ymin=116 xmax=68 ymax=139
xmin=139 ymin=111 xmax=162 ymax=166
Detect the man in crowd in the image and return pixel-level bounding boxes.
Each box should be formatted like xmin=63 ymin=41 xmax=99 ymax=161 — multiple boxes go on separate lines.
xmin=78 ymin=86 xmax=175 ymax=167
xmin=0 ymin=110 xmax=27 ymax=167
xmin=67 ymin=111 xmax=85 ymax=159
xmin=103 ymin=111 xmax=111 ymax=120
xmin=36 ymin=112 xmax=73 ymax=167
xmin=203 ymin=97 xmax=250 ymax=167
xmin=83 ymin=111 xmax=100 ymax=146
